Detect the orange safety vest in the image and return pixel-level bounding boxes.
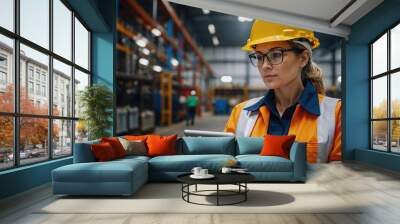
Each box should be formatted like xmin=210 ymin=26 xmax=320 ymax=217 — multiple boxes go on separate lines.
xmin=224 ymin=94 xmax=342 ymax=163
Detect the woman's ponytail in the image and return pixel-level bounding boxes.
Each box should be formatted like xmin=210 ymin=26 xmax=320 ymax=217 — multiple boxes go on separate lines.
xmin=290 ymin=40 xmax=325 ymax=94
xmin=301 ymin=60 xmax=325 ymax=94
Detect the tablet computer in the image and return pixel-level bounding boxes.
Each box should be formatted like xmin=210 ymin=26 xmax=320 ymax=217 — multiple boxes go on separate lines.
xmin=183 ymin=129 xmax=235 ymax=137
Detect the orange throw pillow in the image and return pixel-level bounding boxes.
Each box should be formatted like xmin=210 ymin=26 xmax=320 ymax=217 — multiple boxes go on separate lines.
xmin=124 ymin=135 xmax=148 ymax=141
xmin=146 ymin=134 xmax=177 ymax=157
xmin=101 ymin=137 xmax=126 ymax=158
xmin=260 ymin=134 xmax=296 ymax=159
xmin=91 ymin=142 xmax=117 ymax=161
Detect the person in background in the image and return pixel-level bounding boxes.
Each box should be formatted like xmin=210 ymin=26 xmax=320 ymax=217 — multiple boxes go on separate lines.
xmin=224 ymin=20 xmax=342 ymax=163
xmin=186 ymin=90 xmax=199 ymax=126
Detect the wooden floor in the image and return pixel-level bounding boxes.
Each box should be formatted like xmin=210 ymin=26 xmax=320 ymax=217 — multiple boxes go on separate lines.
xmin=1 ymin=114 xmax=400 ymax=224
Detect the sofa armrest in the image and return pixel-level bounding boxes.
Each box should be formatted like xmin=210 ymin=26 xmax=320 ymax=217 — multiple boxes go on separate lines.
xmin=73 ymin=140 xmax=100 ymax=163
xmin=289 ymin=142 xmax=307 ymax=182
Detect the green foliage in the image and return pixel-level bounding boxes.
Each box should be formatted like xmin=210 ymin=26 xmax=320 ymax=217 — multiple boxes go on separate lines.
xmin=79 ymin=84 xmax=113 ymax=140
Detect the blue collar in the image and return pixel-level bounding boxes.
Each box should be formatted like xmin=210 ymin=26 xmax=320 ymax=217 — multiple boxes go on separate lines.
xmin=244 ymin=80 xmax=320 ymax=116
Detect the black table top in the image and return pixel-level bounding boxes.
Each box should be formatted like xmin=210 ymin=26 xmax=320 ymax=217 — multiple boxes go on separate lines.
xmin=177 ymin=172 xmax=255 ymax=185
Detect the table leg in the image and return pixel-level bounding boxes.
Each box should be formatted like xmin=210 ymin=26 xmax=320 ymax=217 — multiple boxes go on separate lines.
xmin=188 ymin=184 xmax=190 ymax=202
xmin=195 ymin=184 xmax=197 ymax=192
xmin=217 ymin=184 xmax=219 ymax=206
xmin=245 ymin=183 xmax=247 ymax=201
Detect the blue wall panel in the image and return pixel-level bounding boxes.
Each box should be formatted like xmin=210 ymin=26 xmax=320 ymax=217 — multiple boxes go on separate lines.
xmin=345 ymin=0 xmax=400 ymax=170
xmin=0 ymin=158 xmax=72 ymax=199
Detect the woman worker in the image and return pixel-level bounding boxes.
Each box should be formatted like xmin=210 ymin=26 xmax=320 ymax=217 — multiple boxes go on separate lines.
xmin=224 ymin=20 xmax=341 ymax=163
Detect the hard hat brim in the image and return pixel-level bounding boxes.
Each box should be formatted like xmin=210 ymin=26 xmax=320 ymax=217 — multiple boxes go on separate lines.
xmin=241 ymin=35 xmax=319 ymax=52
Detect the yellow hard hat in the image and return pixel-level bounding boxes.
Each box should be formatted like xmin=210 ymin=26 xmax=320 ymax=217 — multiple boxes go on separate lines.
xmin=241 ymin=20 xmax=320 ymax=51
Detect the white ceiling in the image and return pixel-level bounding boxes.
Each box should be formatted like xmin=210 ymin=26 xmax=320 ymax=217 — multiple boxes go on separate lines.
xmin=167 ymin=0 xmax=384 ymax=38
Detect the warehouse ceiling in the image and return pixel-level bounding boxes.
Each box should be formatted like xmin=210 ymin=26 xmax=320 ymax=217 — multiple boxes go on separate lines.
xmin=132 ymin=0 xmax=372 ymax=51
xmin=168 ymin=0 xmax=384 ymax=38
xmin=170 ymin=3 xmax=343 ymax=50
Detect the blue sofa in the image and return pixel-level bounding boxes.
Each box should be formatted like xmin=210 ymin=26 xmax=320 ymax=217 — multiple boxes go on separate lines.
xmin=52 ymin=137 xmax=306 ymax=196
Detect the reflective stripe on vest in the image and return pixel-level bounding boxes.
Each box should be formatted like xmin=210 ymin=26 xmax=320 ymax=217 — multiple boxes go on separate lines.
xmin=235 ymin=95 xmax=339 ymax=163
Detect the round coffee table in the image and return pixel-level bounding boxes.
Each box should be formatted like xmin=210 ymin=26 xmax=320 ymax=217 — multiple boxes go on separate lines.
xmin=177 ymin=172 xmax=255 ymax=206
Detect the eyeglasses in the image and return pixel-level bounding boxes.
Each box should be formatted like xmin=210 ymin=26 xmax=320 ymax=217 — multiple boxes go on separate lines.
xmin=248 ymin=48 xmax=302 ymax=67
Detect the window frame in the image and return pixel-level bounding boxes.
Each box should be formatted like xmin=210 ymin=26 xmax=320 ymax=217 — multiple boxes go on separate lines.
xmin=370 ymin=19 xmax=400 ymax=154
xmin=0 ymin=0 xmax=92 ymax=171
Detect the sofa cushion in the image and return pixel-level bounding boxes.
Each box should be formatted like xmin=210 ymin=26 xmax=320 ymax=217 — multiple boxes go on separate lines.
xmin=101 ymin=137 xmax=127 ymax=158
xmin=148 ymin=154 xmax=235 ymax=172
xmin=52 ymin=159 xmax=147 ymax=183
xmin=236 ymin=137 xmax=263 ymax=155
xmin=260 ymin=134 xmax=296 ymax=159
xmin=179 ymin=137 xmax=235 ymax=155
xmin=124 ymin=135 xmax=148 ymax=141
xmin=236 ymin=155 xmax=293 ymax=172
xmin=118 ymin=137 xmax=147 ymax=156
xmin=114 ymin=155 xmax=150 ymax=164
xmin=91 ymin=142 xmax=118 ymax=161
xmin=147 ymin=135 xmax=178 ymax=157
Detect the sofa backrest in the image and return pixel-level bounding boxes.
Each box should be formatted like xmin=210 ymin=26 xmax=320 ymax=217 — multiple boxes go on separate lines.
xmin=177 ymin=137 xmax=236 ymax=155
xmin=235 ymin=137 xmax=264 ymax=155
xmin=73 ymin=139 xmax=100 ymax=163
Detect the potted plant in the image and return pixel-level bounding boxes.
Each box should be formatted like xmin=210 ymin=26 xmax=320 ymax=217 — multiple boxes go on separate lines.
xmin=79 ymin=84 xmax=113 ymax=140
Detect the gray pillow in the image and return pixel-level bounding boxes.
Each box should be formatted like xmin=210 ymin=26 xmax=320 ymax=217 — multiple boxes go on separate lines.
xmin=118 ymin=137 xmax=147 ymax=156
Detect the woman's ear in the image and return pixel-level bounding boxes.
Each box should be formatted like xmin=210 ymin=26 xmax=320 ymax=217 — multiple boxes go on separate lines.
xmin=300 ymin=51 xmax=310 ymax=68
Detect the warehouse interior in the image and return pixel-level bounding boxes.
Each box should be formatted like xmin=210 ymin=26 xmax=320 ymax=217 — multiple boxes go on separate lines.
xmin=114 ymin=0 xmax=343 ymax=136
xmin=1 ymin=0 xmax=400 ymax=223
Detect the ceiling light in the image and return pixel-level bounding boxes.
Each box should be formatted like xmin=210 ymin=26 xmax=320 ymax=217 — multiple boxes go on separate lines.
xmin=212 ymin=36 xmax=219 ymax=46
xmin=151 ymin=28 xmax=161 ymax=37
xmin=153 ymin=65 xmax=162 ymax=72
xmin=142 ymin=48 xmax=150 ymax=55
xmin=171 ymin=58 xmax=179 ymax=67
xmin=208 ymin=24 xmax=215 ymax=34
xmin=221 ymin=76 xmax=232 ymax=83
xmin=337 ymin=76 xmax=342 ymax=83
xmin=202 ymin=9 xmax=210 ymax=15
xmin=139 ymin=58 xmax=149 ymax=66
xmin=136 ymin=37 xmax=148 ymax=48
xmin=238 ymin=16 xmax=253 ymax=22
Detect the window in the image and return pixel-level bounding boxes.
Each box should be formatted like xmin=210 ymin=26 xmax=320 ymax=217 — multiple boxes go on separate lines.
xmin=0 ymin=54 xmax=7 ymax=67
xmin=28 ymin=81 xmax=34 ymax=94
xmin=36 ymin=83 xmax=40 ymax=95
xmin=20 ymin=0 xmax=49 ymax=49
xmin=53 ymin=120 xmax=72 ymax=158
xmin=0 ymin=116 xmax=13 ymax=170
xmin=41 ymin=73 xmax=46 ymax=83
xmin=74 ymin=69 xmax=89 ymax=118
xmin=35 ymin=70 xmax=41 ymax=81
xmin=53 ymin=0 xmax=72 ymax=60
xmin=371 ymin=23 xmax=400 ymax=154
xmin=29 ymin=67 xmax=34 ymax=80
xmin=42 ymin=85 xmax=46 ymax=97
xmin=0 ymin=54 xmax=7 ymax=89
xmin=0 ymin=71 xmax=6 ymax=85
xmin=0 ymin=0 xmax=14 ymax=32
xmin=75 ymin=17 xmax=90 ymax=70
xmin=53 ymin=59 xmax=72 ymax=117
xmin=0 ymin=1 xmax=91 ymax=170
xmin=0 ymin=35 xmax=14 ymax=113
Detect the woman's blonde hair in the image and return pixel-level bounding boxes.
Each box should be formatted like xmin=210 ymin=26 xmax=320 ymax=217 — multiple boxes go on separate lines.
xmin=290 ymin=41 xmax=325 ymax=94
